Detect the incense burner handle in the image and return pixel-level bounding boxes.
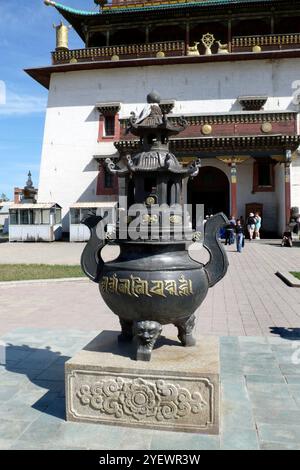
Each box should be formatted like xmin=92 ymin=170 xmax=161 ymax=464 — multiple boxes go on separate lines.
xmin=203 ymin=212 xmax=229 ymax=287
xmin=80 ymin=214 xmax=107 ymax=283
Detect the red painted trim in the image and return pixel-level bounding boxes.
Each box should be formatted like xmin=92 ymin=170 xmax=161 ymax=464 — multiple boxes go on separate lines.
xmin=231 ymin=183 xmax=237 ymax=218
xmin=98 ymin=113 xmax=120 ymax=143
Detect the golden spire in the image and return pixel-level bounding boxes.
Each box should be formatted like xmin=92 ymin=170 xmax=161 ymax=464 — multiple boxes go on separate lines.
xmin=53 ymin=21 xmax=71 ymax=50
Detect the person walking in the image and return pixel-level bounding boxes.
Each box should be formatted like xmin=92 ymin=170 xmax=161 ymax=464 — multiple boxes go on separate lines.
xmin=235 ymin=219 xmax=245 ymax=253
xmin=254 ymin=212 xmax=262 ymax=239
xmin=247 ymin=212 xmax=256 ymax=240
xmin=225 ymin=215 xmax=236 ymax=245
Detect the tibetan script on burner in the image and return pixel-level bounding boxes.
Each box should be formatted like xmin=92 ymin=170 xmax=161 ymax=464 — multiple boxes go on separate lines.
xmin=100 ymin=274 xmax=193 ymax=298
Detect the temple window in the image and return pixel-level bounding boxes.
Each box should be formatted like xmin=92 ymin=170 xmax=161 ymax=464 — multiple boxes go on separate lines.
xmin=97 ymin=102 xmax=121 ymax=142
xmin=253 ymin=160 xmax=275 ymax=192
xmin=104 ymin=115 xmax=115 ymax=137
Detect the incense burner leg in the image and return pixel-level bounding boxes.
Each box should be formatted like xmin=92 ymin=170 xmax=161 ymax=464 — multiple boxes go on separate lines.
xmin=175 ymin=314 xmax=196 ymax=347
xmin=118 ymin=318 xmax=134 ymax=343
xmin=133 ymin=320 xmax=162 ymax=362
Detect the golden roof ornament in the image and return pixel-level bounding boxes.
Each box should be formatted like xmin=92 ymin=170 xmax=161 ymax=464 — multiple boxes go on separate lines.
xmin=53 ymin=21 xmax=71 ymax=51
xmin=187 ymin=42 xmax=200 ymax=56
xmin=202 ymin=33 xmax=215 ymax=55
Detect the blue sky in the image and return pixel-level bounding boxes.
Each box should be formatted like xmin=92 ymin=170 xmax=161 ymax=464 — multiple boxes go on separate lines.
xmin=0 ymin=0 xmax=97 ymax=199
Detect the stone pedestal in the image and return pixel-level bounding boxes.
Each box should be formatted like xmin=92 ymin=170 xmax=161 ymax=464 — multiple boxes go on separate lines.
xmin=65 ymin=331 xmax=220 ymax=434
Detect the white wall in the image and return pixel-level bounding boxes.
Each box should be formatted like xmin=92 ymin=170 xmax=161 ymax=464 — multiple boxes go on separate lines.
xmin=38 ymin=58 xmax=300 ymax=232
xmin=291 ymin=157 xmax=300 ymax=211
xmin=275 ymin=163 xmax=285 ymax=235
xmin=9 ymin=224 xmax=61 ymax=242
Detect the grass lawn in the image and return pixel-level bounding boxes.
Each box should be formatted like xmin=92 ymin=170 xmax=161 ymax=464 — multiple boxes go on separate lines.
xmin=0 ymin=264 xmax=84 ymax=282
xmin=290 ymin=272 xmax=300 ymax=280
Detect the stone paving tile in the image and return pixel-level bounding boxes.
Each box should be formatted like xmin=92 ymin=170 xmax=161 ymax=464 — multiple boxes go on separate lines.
xmin=279 ymin=364 xmax=300 ymax=375
xmin=18 ymin=415 xmax=128 ymax=450
xmin=16 ymin=419 xmax=79 ymax=449
xmin=242 ymin=363 xmax=282 ymax=376
xmin=246 ymin=391 xmax=298 ymax=410
xmin=0 ymin=399 xmax=47 ymax=422
xmin=0 ymin=384 xmax=20 ymax=402
xmin=119 ymin=429 xmax=153 ymax=450
xmin=253 ymin=408 xmax=300 ymax=426
xmin=35 ymin=365 xmax=65 ymax=382
xmin=257 ymin=423 xmax=300 ymax=446
xmin=285 ymin=375 xmax=300 ymax=384
xmin=260 ymin=441 xmax=300 ymax=450
xmin=1 ymin=329 xmax=300 ymax=449
xmin=221 ymin=377 xmax=250 ymax=404
xmin=0 ymin=418 xmax=32 ymax=442
xmin=10 ymin=441 xmax=87 ymax=450
xmin=222 ymin=400 xmax=254 ymax=430
xmin=150 ymin=430 xmax=220 ymax=450
xmin=221 ymin=427 xmax=259 ymax=450
xmin=287 ymin=385 xmax=300 ymax=407
xmin=245 ymin=374 xmax=286 ymax=385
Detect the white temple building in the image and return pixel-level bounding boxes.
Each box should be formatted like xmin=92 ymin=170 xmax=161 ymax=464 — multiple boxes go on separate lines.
xmin=25 ymin=0 xmax=300 ymax=236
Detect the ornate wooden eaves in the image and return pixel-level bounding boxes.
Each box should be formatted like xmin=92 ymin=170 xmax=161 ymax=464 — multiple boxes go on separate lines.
xmin=115 ymin=135 xmax=300 ymax=155
xmin=238 ymin=96 xmax=268 ymax=111
xmin=168 ymin=112 xmax=296 ymax=125
xmin=96 ymin=102 xmax=121 ymax=115
xmin=120 ymin=111 xmax=297 ymax=131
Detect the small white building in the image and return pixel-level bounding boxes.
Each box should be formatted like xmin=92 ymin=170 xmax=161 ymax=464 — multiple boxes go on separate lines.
xmin=0 ymin=202 xmax=11 ymax=234
xmin=9 ymin=203 xmax=62 ymax=242
xmin=69 ymin=201 xmax=117 ymax=241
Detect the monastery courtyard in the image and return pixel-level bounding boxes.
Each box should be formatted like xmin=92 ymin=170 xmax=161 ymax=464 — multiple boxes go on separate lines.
xmin=0 ymin=240 xmax=299 ymax=450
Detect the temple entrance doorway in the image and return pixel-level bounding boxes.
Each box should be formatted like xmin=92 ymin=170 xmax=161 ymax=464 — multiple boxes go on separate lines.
xmin=188 ymin=166 xmax=230 ymax=225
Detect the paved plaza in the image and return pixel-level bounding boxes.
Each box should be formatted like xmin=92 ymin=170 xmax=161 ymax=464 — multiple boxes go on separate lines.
xmin=0 ymin=240 xmax=299 ymax=449
xmin=0 ymin=240 xmax=299 ymax=337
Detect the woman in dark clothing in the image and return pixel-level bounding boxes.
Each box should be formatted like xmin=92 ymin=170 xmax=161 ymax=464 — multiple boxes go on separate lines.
xmin=235 ymin=219 xmax=245 ymax=253
xmin=225 ymin=215 xmax=236 ymax=245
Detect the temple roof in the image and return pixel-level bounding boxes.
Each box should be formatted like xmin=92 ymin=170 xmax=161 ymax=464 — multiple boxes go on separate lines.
xmin=45 ymin=0 xmax=284 ymax=40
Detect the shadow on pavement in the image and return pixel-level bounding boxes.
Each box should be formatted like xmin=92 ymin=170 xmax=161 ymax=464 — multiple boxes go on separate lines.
xmin=1 ymin=331 xmax=182 ymax=421
xmin=269 ymin=327 xmax=300 ymax=340
xmin=3 ymin=343 xmax=70 ymax=420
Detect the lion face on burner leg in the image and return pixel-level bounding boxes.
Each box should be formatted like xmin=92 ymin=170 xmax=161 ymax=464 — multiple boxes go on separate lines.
xmin=133 ymin=320 xmax=162 ymax=361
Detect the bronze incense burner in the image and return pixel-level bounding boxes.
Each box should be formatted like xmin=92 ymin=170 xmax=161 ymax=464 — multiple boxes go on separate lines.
xmin=81 ymin=92 xmax=228 ymax=361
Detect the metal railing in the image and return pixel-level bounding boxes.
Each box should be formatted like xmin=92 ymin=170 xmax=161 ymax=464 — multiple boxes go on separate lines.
xmin=232 ymin=32 xmax=300 ymax=50
xmin=52 ymin=40 xmax=185 ymax=64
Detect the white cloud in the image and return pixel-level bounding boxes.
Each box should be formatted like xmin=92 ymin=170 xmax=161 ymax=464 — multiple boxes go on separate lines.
xmin=0 ymin=91 xmax=47 ymax=116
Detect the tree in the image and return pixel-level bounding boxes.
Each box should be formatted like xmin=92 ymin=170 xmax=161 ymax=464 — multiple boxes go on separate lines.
xmin=0 ymin=193 xmax=9 ymax=202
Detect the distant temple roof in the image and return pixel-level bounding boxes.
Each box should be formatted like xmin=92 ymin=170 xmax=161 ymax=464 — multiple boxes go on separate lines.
xmin=45 ymin=0 xmax=281 ymax=16
xmin=44 ymin=0 xmax=286 ymax=40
